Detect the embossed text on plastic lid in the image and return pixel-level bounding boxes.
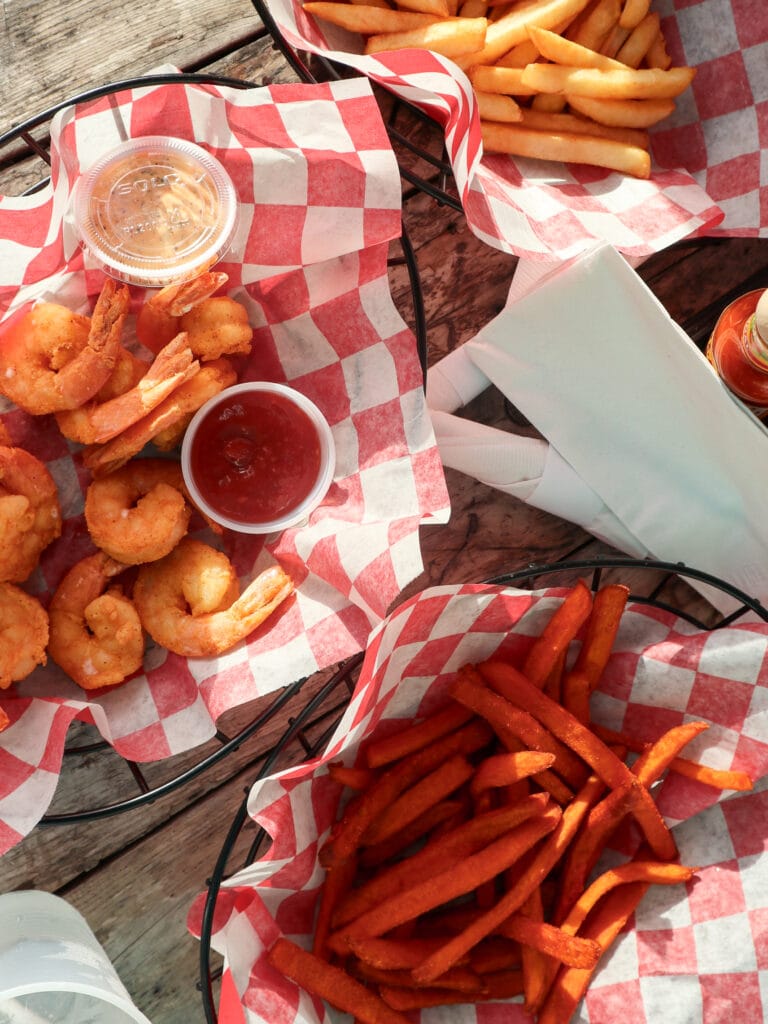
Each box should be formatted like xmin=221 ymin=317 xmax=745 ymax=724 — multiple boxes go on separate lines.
xmin=73 ymin=136 xmax=238 ymax=287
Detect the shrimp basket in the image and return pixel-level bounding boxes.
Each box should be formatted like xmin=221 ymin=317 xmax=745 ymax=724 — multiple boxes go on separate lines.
xmin=0 ymin=68 xmax=432 ymax=828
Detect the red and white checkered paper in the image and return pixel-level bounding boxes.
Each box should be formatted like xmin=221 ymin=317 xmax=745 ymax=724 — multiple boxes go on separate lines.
xmin=262 ymin=0 xmax=768 ymax=260
xmin=0 ymin=75 xmax=450 ymax=855
xmin=188 ymin=582 xmax=768 ymax=1024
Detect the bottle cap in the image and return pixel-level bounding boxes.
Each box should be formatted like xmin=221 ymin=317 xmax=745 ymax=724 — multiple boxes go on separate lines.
xmin=73 ymin=136 xmax=238 ymax=288
xmin=755 ymin=289 xmax=768 ymax=345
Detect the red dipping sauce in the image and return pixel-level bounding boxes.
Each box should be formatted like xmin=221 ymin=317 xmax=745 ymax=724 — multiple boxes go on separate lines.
xmin=186 ymin=386 xmax=325 ymax=526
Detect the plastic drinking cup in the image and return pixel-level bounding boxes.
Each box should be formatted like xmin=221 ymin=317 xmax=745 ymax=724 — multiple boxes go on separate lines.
xmin=0 ymin=891 xmax=152 ymax=1024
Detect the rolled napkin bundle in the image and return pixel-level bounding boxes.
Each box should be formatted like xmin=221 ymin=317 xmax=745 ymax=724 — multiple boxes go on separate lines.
xmin=429 ymin=242 xmax=768 ymax=611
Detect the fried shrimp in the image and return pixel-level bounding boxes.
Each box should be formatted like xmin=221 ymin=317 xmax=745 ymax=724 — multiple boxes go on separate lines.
xmin=48 ymin=552 xmax=144 ymax=690
xmin=179 ymin=296 xmax=253 ymax=361
xmin=0 ymin=444 xmax=62 ymax=582
xmin=55 ymin=333 xmax=200 ymax=445
xmin=84 ymin=458 xmax=194 ymax=565
xmin=83 ymin=358 xmax=238 ymax=476
xmin=0 ymin=583 xmax=49 ymax=688
xmin=0 ymin=278 xmax=129 ymax=415
xmin=136 ymin=271 xmax=229 ymax=354
xmin=133 ymin=538 xmax=294 ymax=657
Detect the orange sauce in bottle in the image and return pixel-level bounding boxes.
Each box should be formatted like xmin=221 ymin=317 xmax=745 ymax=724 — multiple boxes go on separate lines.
xmin=706 ymin=289 xmax=768 ymax=418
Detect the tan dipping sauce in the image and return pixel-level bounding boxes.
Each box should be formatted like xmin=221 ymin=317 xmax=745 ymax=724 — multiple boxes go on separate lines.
xmin=74 ymin=137 xmax=237 ymax=287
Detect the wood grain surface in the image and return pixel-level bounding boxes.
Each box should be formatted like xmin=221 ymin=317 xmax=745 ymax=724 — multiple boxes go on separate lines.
xmin=1 ymin=8 xmax=768 ymax=1024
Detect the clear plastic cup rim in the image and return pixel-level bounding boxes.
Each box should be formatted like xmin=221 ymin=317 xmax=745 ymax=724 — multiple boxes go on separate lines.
xmin=72 ymin=135 xmax=238 ymax=288
xmin=0 ymin=982 xmax=153 ymax=1024
xmin=181 ymin=382 xmax=336 ymax=535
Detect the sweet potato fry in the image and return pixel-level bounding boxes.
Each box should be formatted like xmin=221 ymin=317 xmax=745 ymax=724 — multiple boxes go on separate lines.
xmin=267 ymin=937 xmax=412 ymax=1024
xmin=470 ymin=750 xmax=556 ymax=796
xmin=522 ymin=580 xmax=593 ymax=688
xmin=451 ymin=665 xmax=587 ymax=787
xmin=359 ymin=800 xmax=464 ymax=868
xmin=361 ymin=753 xmax=474 ymax=846
xmin=537 ymin=880 xmax=650 ymax=1024
xmin=412 ymin=774 xmax=605 ymax=984
xmin=332 ymin=793 xmax=551 ymax=928
xmin=570 ymin=582 xmax=629 ymax=690
xmin=352 ymin=961 xmax=485 ymax=993
xmin=328 ymin=762 xmax=377 ymax=791
xmin=364 ymin=703 xmax=474 ymax=768
xmin=479 ymin=659 xmax=677 ymax=861
xmin=314 ymin=856 xmax=358 ymax=959
xmin=332 ymin=807 xmax=562 ymax=947
xmin=346 ymin=935 xmax=467 ymax=971
xmin=499 ymin=914 xmax=602 ymax=968
xmin=322 ymin=717 xmax=492 ymax=870
xmin=380 ymin=970 xmax=525 ymax=1008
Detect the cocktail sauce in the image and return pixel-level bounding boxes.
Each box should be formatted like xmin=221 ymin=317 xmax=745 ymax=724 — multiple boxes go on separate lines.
xmin=706 ymin=288 xmax=768 ymax=418
xmin=189 ymin=389 xmax=322 ymax=525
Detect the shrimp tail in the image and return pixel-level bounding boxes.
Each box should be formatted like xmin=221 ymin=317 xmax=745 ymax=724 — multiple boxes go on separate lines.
xmin=237 ymin=566 xmax=295 ymax=631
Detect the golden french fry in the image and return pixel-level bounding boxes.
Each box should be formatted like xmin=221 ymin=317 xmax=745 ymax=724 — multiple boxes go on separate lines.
xmin=304 ymin=1 xmax=441 ymax=32
xmin=567 ymin=0 xmax=620 ymax=50
xmin=527 ymin=24 xmax=624 ymax=68
xmin=349 ymin=0 xmax=393 ymax=8
xmin=567 ymin=92 xmax=674 ymax=127
xmin=480 ymin=120 xmax=651 ymax=177
xmin=615 ymin=10 xmax=659 ymax=67
xmin=532 ymin=93 xmax=568 ymax=112
xmin=364 ymin=16 xmax=487 ymax=54
xmin=521 ymin=62 xmax=696 ymax=99
xmin=471 ymin=65 xmax=539 ymax=94
xmin=454 ymin=0 xmax=592 ymax=70
xmin=599 ymin=22 xmax=629 ymax=57
xmin=475 ymin=90 xmax=524 ymax=122
xmin=645 ymin=29 xmax=672 ymax=70
xmin=397 ymin=0 xmax=451 ymax=17
xmin=619 ymin=0 xmax=650 ymax=30
xmin=519 ymin=106 xmax=648 ymax=147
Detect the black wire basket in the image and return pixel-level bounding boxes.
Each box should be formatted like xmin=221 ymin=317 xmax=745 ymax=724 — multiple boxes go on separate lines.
xmin=0 ymin=70 xmax=428 ymax=824
xmin=196 ymin=555 xmax=768 ymax=1023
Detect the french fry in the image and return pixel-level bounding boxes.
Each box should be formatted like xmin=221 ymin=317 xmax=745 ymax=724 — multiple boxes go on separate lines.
xmin=566 ymin=92 xmax=674 ymax=126
xmin=332 ymin=808 xmax=562 ymax=946
xmin=522 ymin=579 xmax=593 ymax=688
xmin=352 ymin=961 xmax=485 ymax=992
xmin=619 ymin=0 xmax=650 ymax=30
xmin=475 ymin=89 xmax=524 ymax=122
xmin=499 ymin=914 xmax=602 ymax=968
xmin=567 ymin=0 xmax=620 ymax=50
xmin=361 ymin=753 xmax=474 ymax=846
xmin=380 ymin=969 xmax=525 ymax=1007
xmin=397 ymin=0 xmax=451 ymax=14
xmin=459 ymin=0 xmax=489 ymax=16
xmin=267 ymin=938 xmax=412 ymax=1024
xmin=646 ymin=27 xmax=672 ymax=70
xmin=364 ymin=17 xmax=488 ymax=56
xmin=470 ymin=65 xmax=538 ymax=95
xmin=328 ymin=762 xmax=376 ymax=790
xmin=569 ymin=582 xmax=629 ymax=691
xmin=521 ymin=61 xmax=696 ymax=99
xmin=359 ymin=799 xmax=465 ymax=868
xmin=346 ymin=935 xmax=467 ymax=970
xmin=495 ymin=36 xmax=541 ymax=67
xmin=526 ymin=23 xmax=625 ymax=69
xmin=411 ymin=774 xmax=606 ymax=984
xmin=615 ymin=9 xmax=660 ymax=67
xmin=478 ymin=659 xmax=677 ymax=860
xmin=454 ymin=0 xmax=592 ymax=70
xmin=469 ymin=750 xmax=556 ymax=795
xmin=480 ymin=120 xmax=651 ymax=178
xmin=303 ymin=2 xmax=442 ymax=33
xmin=332 ymin=793 xmax=551 ymax=927
xmin=364 ymin=702 xmax=474 ymax=768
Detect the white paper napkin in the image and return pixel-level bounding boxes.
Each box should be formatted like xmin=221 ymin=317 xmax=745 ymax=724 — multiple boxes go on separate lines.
xmin=428 ymin=242 xmax=768 ymax=613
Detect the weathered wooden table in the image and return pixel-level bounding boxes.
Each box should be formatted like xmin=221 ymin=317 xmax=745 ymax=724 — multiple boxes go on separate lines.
xmin=2 ymin=3 xmax=768 ymax=1023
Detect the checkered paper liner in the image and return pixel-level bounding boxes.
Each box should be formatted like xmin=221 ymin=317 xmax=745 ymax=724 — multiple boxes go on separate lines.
xmin=260 ymin=0 xmax=768 ymax=260
xmin=188 ymin=581 xmax=768 ymax=1024
xmin=0 ymin=75 xmax=450 ymax=855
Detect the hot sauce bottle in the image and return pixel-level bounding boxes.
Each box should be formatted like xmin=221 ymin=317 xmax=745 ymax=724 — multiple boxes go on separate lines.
xmin=706 ymin=288 xmax=768 ymax=418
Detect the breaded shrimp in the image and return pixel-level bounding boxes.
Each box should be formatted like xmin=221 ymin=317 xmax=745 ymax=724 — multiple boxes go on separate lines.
xmin=0 ymin=278 xmax=129 ymax=415
xmin=179 ymin=296 xmax=253 ymax=361
xmin=47 ymin=552 xmax=144 ymax=690
xmin=83 ymin=358 xmax=238 ymax=476
xmin=133 ymin=538 xmax=293 ymax=657
xmin=84 ymin=458 xmax=194 ymax=565
xmin=0 ymin=582 xmax=49 ymax=688
xmin=0 ymin=444 xmax=62 ymax=582
xmin=136 ymin=271 xmax=228 ymax=354
xmin=55 ymin=333 xmax=200 ymax=445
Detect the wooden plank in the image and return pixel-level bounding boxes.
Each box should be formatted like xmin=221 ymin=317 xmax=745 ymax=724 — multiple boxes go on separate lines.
xmin=0 ymin=0 xmax=262 ymax=131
